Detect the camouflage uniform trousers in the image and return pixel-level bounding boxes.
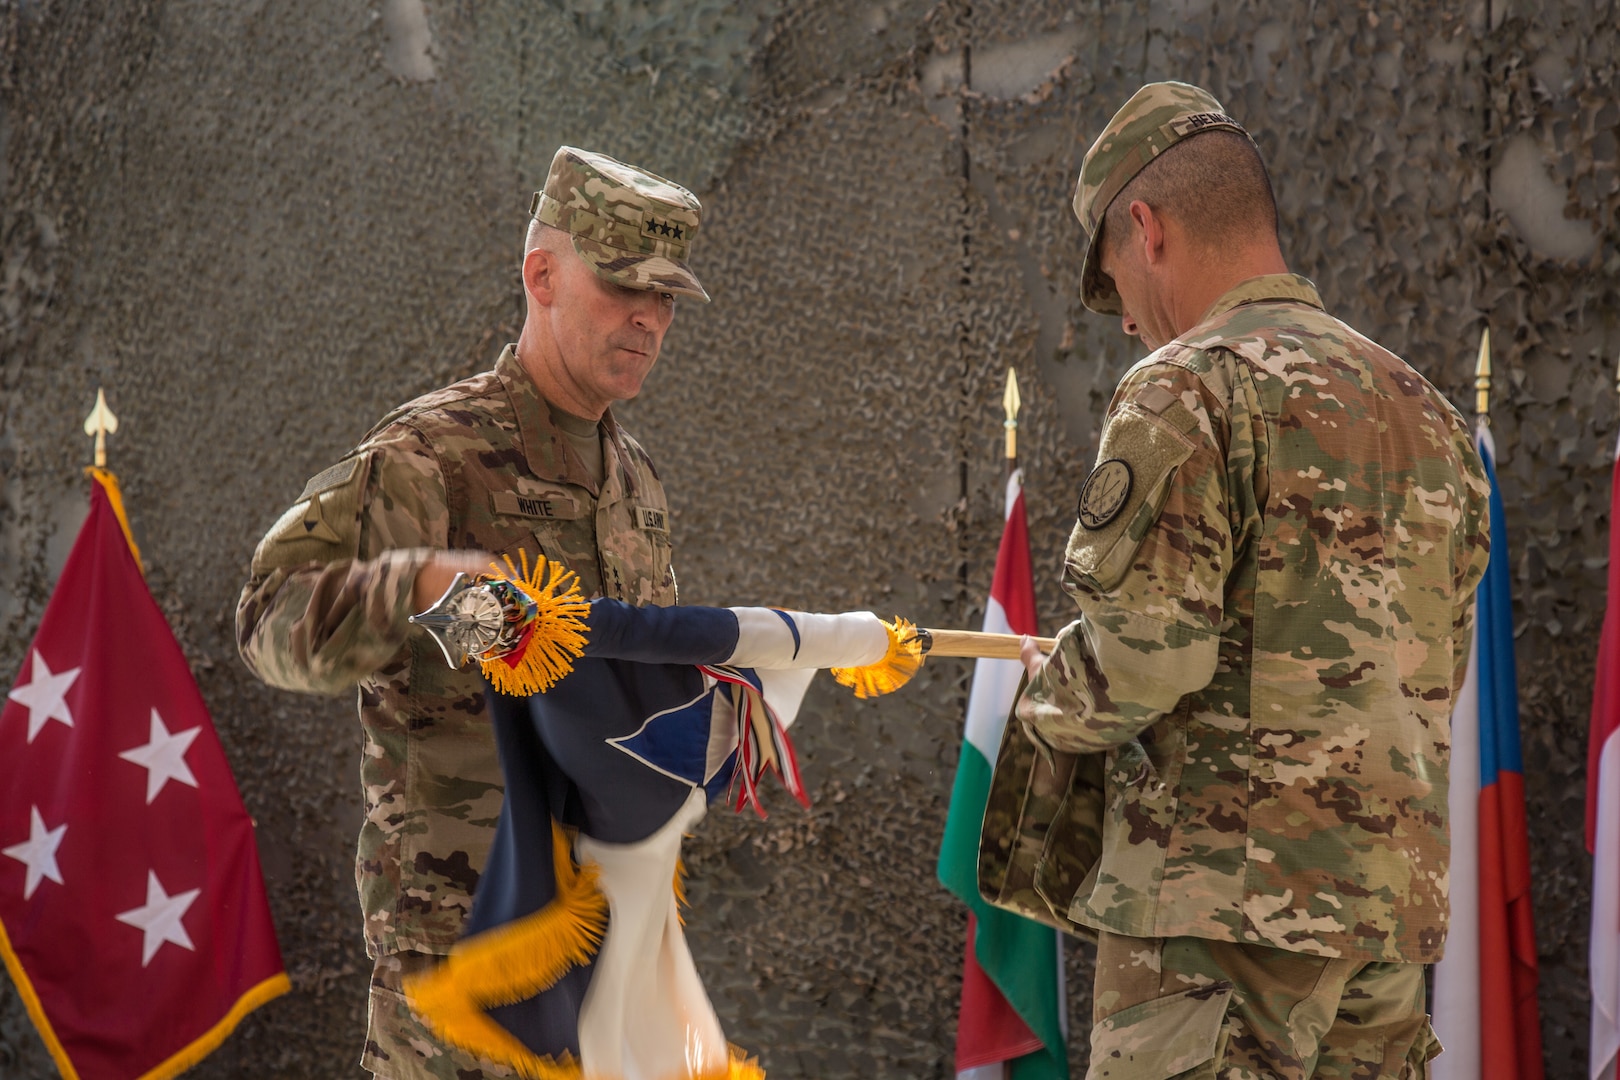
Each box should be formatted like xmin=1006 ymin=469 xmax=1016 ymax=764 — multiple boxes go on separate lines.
xmin=364 ymin=952 xmax=517 ymax=1080
xmin=1087 ymin=931 xmax=1441 ymax=1079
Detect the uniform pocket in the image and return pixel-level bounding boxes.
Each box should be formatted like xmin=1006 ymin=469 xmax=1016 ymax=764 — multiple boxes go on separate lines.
xmin=1399 ymin=1019 xmax=1442 ymax=1079
xmin=1088 ymin=984 xmax=1233 ymax=1079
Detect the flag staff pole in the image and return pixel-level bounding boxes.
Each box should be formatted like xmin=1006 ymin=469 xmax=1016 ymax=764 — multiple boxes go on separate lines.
xmin=83 ymin=388 xmax=118 ymax=468
xmin=1475 ymin=327 xmax=1492 ymax=425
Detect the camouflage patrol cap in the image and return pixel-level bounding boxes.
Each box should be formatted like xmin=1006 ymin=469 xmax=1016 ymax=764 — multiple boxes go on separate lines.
xmin=531 ymin=146 xmax=710 ymax=302
xmin=1074 ymin=82 xmax=1247 ymax=315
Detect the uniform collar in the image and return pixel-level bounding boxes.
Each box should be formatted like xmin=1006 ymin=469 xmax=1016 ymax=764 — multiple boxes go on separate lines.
xmin=495 ymin=344 xmax=632 ymax=496
xmin=1194 ymin=273 xmax=1323 ymax=328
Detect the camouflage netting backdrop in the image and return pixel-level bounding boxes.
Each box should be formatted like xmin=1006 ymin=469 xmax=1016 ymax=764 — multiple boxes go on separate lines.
xmin=1 ymin=0 xmax=1616 ymax=1076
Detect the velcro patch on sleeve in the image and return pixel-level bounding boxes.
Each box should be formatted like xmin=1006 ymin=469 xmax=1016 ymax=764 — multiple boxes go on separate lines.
xmin=297 ymin=456 xmax=363 ymax=501
xmin=252 ymin=452 xmax=371 ymax=573
xmin=1064 ymin=394 xmax=1198 ymax=593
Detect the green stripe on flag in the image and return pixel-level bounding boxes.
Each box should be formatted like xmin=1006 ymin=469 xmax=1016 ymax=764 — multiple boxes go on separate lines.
xmin=939 ymin=735 xmax=1067 ymax=1078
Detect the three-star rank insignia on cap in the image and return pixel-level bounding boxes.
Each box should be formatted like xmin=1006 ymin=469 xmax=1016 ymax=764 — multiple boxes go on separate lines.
xmin=1077 ymin=458 xmax=1132 ymax=530
xmin=640 ymin=214 xmax=685 ymax=241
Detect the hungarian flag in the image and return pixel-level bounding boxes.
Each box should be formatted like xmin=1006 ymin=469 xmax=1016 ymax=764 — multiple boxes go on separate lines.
xmin=1432 ymin=425 xmax=1544 ymax=1080
xmin=936 ymin=470 xmax=1066 ymax=1080
xmin=0 ymin=469 xmax=288 ymax=1080
xmin=1590 ymin=432 xmax=1620 ymax=1080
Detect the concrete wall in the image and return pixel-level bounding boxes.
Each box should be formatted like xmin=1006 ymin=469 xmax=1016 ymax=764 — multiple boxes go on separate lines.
xmin=2 ymin=1 xmax=1616 ymax=1076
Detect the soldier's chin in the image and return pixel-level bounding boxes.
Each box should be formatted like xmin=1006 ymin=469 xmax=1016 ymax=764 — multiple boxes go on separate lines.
xmin=606 ymin=367 xmax=656 ymax=401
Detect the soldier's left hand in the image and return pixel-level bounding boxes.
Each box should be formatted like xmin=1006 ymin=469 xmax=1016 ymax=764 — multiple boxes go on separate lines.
xmin=1019 ymin=634 xmax=1047 ymax=679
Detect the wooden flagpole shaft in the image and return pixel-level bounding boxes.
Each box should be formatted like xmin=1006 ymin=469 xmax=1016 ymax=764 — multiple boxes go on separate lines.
xmin=917 ymin=628 xmax=1057 ymax=659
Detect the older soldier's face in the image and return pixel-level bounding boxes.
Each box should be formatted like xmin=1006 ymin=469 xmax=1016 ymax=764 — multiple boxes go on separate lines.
xmin=1098 ymin=233 xmax=1151 ymax=350
xmin=1098 ymin=208 xmax=1174 ymax=352
xmin=551 ymin=250 xmax=676 ymax=412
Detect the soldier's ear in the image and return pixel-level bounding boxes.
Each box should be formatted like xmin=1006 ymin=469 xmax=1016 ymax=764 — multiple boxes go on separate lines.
xmin=523 ymin=246 xmax=560 ymax=308
xmin=1127 ymin=200 xmax=1166 ymax=266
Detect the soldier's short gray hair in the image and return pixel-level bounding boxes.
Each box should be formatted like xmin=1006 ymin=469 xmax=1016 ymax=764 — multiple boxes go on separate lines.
xmin=1101 ymin=130 xmax=1279 ymax=257
xmin=525 ymin=218 xmax=569 ymax=255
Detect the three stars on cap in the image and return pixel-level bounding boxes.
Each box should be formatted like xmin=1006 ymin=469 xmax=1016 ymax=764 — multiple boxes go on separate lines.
xmin=645 ymin=218 xmax=684 ymax=240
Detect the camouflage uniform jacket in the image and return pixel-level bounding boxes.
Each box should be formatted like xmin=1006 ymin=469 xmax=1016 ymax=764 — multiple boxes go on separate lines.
xmin=237 ymin=345 xmax=677 ymax=956
xmin=981 ymin=274 xmax=1490 ymax=963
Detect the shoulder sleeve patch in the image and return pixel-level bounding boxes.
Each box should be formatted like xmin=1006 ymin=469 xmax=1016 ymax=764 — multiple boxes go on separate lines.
xmin=251 ymin=452 xmax=372 ymax=574
xmin=297 ymin=456 xmax=363 ymax=501
xmin=1077 ymin=460 xmax=1133 ymax=530
xmin=1064 ymin=400 xmax=1198 ymax=593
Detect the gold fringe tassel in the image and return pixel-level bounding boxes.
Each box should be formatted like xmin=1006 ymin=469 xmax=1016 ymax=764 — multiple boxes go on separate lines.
xmin=404 ymin=820 xmax=608 ymax=1079
xmin=830 ymin=616 xmax=924 ymax=699
xmin=707 ymin=1049 xmax=767 ymax=1080
xmin=479 ymin=551 xmax=592 ymax=697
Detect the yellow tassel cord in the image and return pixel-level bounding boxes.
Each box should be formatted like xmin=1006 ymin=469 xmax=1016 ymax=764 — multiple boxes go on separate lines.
xmin=479 ymin=551 xmax=592 ymax=697
xmin=404 ymin=820 xmax=608 ymax=1080
xmin=86 ymin=467 xmax=144 ymax=574
xmin=830 ymin=616 xmax=924 ymax=699
xmin=673 ymin=856 xmax=688 ymax=927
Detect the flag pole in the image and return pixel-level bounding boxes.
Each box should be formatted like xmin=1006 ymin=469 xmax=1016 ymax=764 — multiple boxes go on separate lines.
xmin=1475 ymin=327 xmax=1492 ymax=425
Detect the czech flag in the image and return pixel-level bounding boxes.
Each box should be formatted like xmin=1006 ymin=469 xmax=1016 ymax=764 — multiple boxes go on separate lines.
xmin=1433 ymin=424 xmax=1544 ymax=1080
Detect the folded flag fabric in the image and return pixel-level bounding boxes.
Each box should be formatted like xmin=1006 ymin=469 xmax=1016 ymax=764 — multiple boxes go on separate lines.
xmin=406 ymin=600 xmax=906 ymax=1080
xmin=0 ymin=469 xmax=287 ymax=1080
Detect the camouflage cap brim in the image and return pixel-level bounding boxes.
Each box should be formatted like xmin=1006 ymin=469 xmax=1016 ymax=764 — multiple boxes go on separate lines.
xmin=1080 ymin=233 xmax=1124 ymax=317
xmin=571 ymin=235 xmax=711 ymax=303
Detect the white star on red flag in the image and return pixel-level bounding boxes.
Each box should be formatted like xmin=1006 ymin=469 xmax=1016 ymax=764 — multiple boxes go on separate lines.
xmin=115 ymin=870 xmax=201 ymax=967
xmin=1 ymin=806 xmax=67 ymax=900
xmin=7 ymin=650 xmax=80 ymax=743
xmin=118 ymin=708 xmax=201 ymax=804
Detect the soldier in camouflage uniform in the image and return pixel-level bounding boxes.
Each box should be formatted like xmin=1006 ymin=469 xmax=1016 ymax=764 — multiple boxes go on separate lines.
xmin=236 ymin=146 xmax=704 ymax=1080
xmin=977 ymin=83 xmax=1492 ymax=1078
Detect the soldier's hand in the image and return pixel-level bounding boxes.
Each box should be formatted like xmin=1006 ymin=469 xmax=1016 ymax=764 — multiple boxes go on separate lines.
xmin=1019 ymin=634 xmax=1048 ymax=679
xmin=411 ymin=551 xmax=497 ymax=612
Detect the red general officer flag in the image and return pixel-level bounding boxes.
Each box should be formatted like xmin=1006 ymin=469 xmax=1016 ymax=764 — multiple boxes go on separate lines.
xmin=0 ymin=469 xmax=287 ymax=1080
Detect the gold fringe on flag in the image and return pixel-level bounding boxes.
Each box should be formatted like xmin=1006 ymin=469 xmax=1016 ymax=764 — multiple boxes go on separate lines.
xmin=479 ymin=551 xmax=592 ymax=697
xmin=404 ymin=820 xmax=608 ymax=1079
xmin=830 ymin=616 xmax=924 ymax=699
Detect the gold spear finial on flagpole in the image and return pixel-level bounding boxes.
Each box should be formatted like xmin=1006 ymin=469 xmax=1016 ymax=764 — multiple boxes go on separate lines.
xmin=1474 ymin=326 xmax=1492 ymax=424
xmin=84 ymin=388 xmax=119 ymax=468
xmin=1003 ymin=367 xmax=1021 ymax=463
